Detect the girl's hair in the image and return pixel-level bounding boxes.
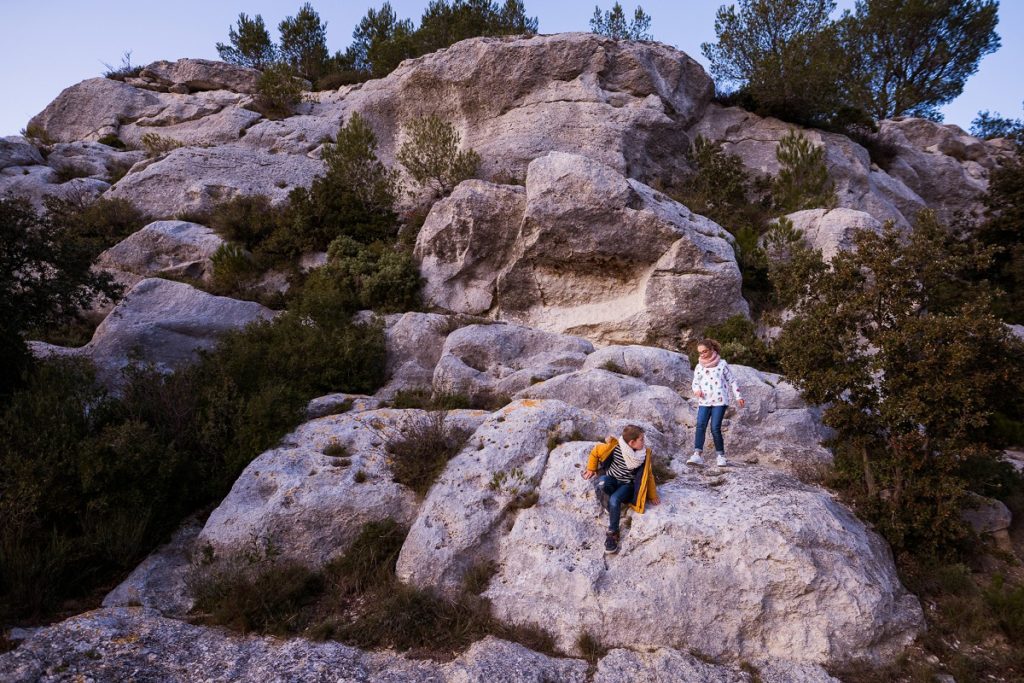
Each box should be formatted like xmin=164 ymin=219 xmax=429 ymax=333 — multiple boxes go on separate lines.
xmin=698 ymin=338 xmax=722 ymax=354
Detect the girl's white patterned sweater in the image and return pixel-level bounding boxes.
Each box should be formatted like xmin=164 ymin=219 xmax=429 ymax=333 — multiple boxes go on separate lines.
xmin=691 ymin=360 xmax=743 ymax=407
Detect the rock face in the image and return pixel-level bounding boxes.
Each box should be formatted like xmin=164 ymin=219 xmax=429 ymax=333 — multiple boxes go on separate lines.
xmin=105 ymin=145 xmax=323 ymax=217
xmin=30 ymin=278 xmax=275 ymax=388
xmin=0 ymin=136 xmax=44 ymax=168
xmin=416 ymin=152 xmax=748 ymax=346
xmin=138 ymin=58 xmax=261 ymax=94
xmin=432 ymin=323 xmax=594 ymax=402
xmin=482 ymin=444 xmax=923 ymax=666
xmin=783 ymin=208 xmax=883 ymax=260
xmin=377 ymin=312 xmax=459 ymax=399
xmin=197 ymin=407 xmax=487 ymax=567
xmin=97 ymin=220 xmax=224 ymax=283
xmin=0 ymin=608 xmax=841 ymax=682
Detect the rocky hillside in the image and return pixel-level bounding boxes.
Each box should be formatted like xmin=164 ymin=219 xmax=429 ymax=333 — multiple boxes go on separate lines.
xmin=1 ymin=32 xmax=1016 ymax=682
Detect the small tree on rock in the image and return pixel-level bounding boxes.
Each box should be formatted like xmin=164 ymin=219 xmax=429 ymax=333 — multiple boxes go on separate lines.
xmin=590 ymin=2 xmax=652 ymax=40
xmin=216 ymin=13 xmax=277 ymax=69
xmin=278 ymin=3 xmax=331 ymax=82
xmin=397 ymin=115 xmax=481 ymax=198
xmin=772 ymin=130 xmax=836 ymax=213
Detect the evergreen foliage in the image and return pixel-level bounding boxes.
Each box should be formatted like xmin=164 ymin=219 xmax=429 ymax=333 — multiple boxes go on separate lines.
xmin=216 ymin=13 xmax=277 ymax=69
xmin=255 ymin=62 xmax=306 ymax=119
xmin=975 ymin=149 xmax=1024 ymax=323
xmin=589 ymin=2 xmax=653 ymax=40
xmin=772 ymin=212 xmax=1023 ymax=556
xmin=278 ymin=3 xmax=331 ymax=82
xmin=0 ymin=198 xmax=123 ymax=397
xmin=771 ymin=130 xmax=836 ymax=213
xmin=396 ymin=114 xmax=481 ymax=197
xmin=971 ymin=102 xmax=1024 ymax=143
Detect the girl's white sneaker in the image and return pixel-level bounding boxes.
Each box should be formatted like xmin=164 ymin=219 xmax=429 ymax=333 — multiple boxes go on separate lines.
xmin=686 ymin=453 xmax=705 ymax=466
xmin=716 ymin=454 xmax=729 ymax=467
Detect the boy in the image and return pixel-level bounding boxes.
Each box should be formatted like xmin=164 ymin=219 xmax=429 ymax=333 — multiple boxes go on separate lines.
xmin=581 ymin=425 xmax=659 ymax=553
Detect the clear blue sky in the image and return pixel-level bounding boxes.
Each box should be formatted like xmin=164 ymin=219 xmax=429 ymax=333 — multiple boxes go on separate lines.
xmin=1 ymin=1 xmax=1021 ymax=136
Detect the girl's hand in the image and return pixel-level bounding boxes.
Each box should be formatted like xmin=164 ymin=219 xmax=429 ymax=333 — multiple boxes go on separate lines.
xmin=738 ymin=398 xmax=746 ymax=408
xmin=694 ymin=389 xmax=704 ymax=399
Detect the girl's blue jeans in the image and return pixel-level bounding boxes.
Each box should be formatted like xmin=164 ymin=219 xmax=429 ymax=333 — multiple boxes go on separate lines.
xmin=596 ymin=475 xmax=634 ymax=533
xmin=694 ymin=404 xmax=727 ymax=453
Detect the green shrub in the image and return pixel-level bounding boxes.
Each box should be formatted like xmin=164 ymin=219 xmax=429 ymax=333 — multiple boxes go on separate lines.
xmin=322 ymin=519 xmax=406 ymax=596
xmin=105 ymin=156 xmax=135 ymax=184
xmin=397 ymin=114 xmax=481 ymax=197
xmin=140 ymin=132 xmax=184 ymax=157
xmin=289 ymin=113 xmax=399 ymax=249
xmin=51 ymin=161 xmax=94 ymax=183
xmin=102 ymin=50 xmax=142 ymax=81
xmin=385 ymin=411 xmax=473 ymax=496
xmin=97 ymin=134 xmax=127 ymax=150
xmin=209 ymin=242 xmax=259 ymax=297
xmin=772 ymin=130 xmax=836 ymax=214
xmin=984 ymin=575 xmax=1024 ymax=644
xmin=702 ymin=314 xmax=778 ymax=371
xmin=254 ymin=63 xmax=306 ymax=119
xmin=43 ymin=193 xmax=149 ymax=254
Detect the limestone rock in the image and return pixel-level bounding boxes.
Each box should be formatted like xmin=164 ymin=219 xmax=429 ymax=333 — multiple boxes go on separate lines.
xmin=45 ymin=141 xmax=145 ymax=182
xmin=580 ymin=344 xmax=694 ymax=393
xmin=97 ymin=220 xmax=224 ymax=282
xmin=484 ymin=445 xmax=923 ymax=666
xmin=0 ymin=166 xmax=110 ymax=210
xmin=198 ymin=408 xmax=488 ymax=568
xmin=305 ymin=393 xmax=385 ymax=420
xmin=36 ymin=278 xmax=275 ymax=388
xmin=782 ymin=208 xmax=883 ymax=260
xmin=378 ymin=312 xmax=460 ymax=400
xmin=879 ymin=117 xmax=1013 ymax=224
xmin=139 ymin=58 xmax=261 ymax=94
xmin=0 ymin=136 xmax=44 ymax=169
xmin=27 ymin=78 xmax=166 ymax=143
xmin=105 ymin=145 xmax=323 ymax=218
xmin=962 ymin=493 xmax=1012 ymax=538
xmin=431 ymin=323 xmax=593 ymax=403
xmin=594 ymin=649 xmax=839 ymax=683
xmin=101 ymin=518 xmax=201 ymax=617
xmin=245 ymin=32 xmax=714 ymax=185
xmin=417 ymin=152 xmax=748 ymax=346
xmin=396 ymin=399 xmax=608 ymax=594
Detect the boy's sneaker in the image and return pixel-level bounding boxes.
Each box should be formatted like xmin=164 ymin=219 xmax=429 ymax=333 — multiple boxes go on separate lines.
xmin=686 ymin=453 xmax=705 ymax=466
xmin=604 ymin=532 xmax=620 ymax=554
xmin=716 ymin=454 xmax=729 ymax=467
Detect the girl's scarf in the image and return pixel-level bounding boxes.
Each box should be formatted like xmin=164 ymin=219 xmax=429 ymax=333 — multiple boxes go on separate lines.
xmin=699 ymin=350 xmax=720 ymax=369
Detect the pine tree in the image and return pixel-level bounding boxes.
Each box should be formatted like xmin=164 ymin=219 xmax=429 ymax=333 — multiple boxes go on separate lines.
xmin=216 ymin=13 xmax=276 ymax=69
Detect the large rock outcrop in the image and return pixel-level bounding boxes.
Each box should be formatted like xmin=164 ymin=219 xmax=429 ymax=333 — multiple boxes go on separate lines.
xmin=0 ymin=608 xmax=840 ymax=682
xmin=482 ymin=441 xmax=923 ymax=666
xmin=97 ymin=220 xmax=224 ymax=283
xmin=416 ymin=152 xmax=748 ymax=346
xmin=29 ymin=278 xmax=275 ymax=388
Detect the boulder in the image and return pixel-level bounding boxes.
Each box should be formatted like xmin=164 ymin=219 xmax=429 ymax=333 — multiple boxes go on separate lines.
xmin=44 ymin=141 xmax=145 ymax=182
xmin=244 ymin=32 xmax=714 ymax=186
xmin=580 ymin=344 xmax=694 ymax=393
xmin=0 ymin=166 xmax=110 ymax=209
xmin=782 ymin=208 xmax=883 ymax=260
xmin=197 ymin=408 xmax=488 ymax=568
xmin=97 ymin=220 xmax=224 ymax=282
xmin=27 ymin=78 xmax=166 ymax=143
xmin=139 ymin=58 xmax=261 ymax=94
xmin=431 ymin=323 xmax=593 ymax=402
xmin=878 ymin=117 xmax=1013 ymax=224
xmin=101 ymin=517 xmax=201 ymax=617
xmin=0 ymin=608 xmax=581 ymax=682
xmin=395 ymin=399 xmax=608 ymax=594
xmin=119 ymin=104 xmax=262 ymax=150
xmin=595 ymin=649 xmax=839 ymax=683
xmin=483 ymin=444 xmax=923 ymax=666
xmin=0 ymin=136 xmax=44 ymax=169
xmin=105 ymin=145 xmax=323 ymax=218
xmin=377 ymin=312 xmax=460 ymax=400
xmin=961 ymin=493 xmax=1013 ymax=551
xmin=30 ymin=278 xmax=275 ymax=388
xmin=416 ymin=152 xmax=748 ymax=347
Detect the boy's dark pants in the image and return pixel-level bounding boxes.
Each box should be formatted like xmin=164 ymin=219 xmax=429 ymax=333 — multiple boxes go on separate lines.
xmin=596 ymin=475 xmax=635 ymax=534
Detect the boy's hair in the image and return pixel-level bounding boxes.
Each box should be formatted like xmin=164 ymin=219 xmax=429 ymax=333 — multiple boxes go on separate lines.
xmin=622 ymin=424 xmax=644 ymax=443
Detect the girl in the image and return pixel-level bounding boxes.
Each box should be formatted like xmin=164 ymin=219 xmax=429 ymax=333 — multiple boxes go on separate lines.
xmin=687 ymin=338 xmax=744 ymax=467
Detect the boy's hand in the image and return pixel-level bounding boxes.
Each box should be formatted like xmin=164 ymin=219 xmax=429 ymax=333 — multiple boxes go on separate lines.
xmin=582 ymin=469 xmax=595 ymax=480
xmin=648 ymin=498 xmax=659 ymax=506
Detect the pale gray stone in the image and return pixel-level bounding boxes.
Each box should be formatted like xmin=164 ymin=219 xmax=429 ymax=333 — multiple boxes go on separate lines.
xmin=105 ymin=144 xmax=323 ymax=218
xmin=101 ymin=517 xmax=201 ymax=616
xmin=782 ymin=208 xmax=883 ymax=260
xmin=581 ymin=344 xmax=694 ymax=393
xmin=396 ymin=399 xmax=609 ymax=594
xmin=417 ymin=152 xmax=748 ymax=347
xmin=45 ymin=141 xmax=145 ymax=182
xmin=198 ymin=408 xmax=488 ymax=568
xmin=97 ymin=220 xmax=224 ymax=282
xmin=139 ymin=58 xmax=261 ymax=94
xmin=378 ymin=312 xmax=460 ymax=400
xmin=0 ymin=136 xmax=44 ymax=169
xmin=432 ymin=322 xmax=593 ymax=402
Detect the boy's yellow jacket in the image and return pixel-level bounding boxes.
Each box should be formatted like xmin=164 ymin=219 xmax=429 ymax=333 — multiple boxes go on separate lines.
xmin=585 ymin=437 xmax=659 ymax=513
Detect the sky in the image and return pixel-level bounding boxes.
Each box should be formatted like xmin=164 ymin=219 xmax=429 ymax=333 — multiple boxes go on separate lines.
xmin=1 ymin=0 xmax=1021 ymax=137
